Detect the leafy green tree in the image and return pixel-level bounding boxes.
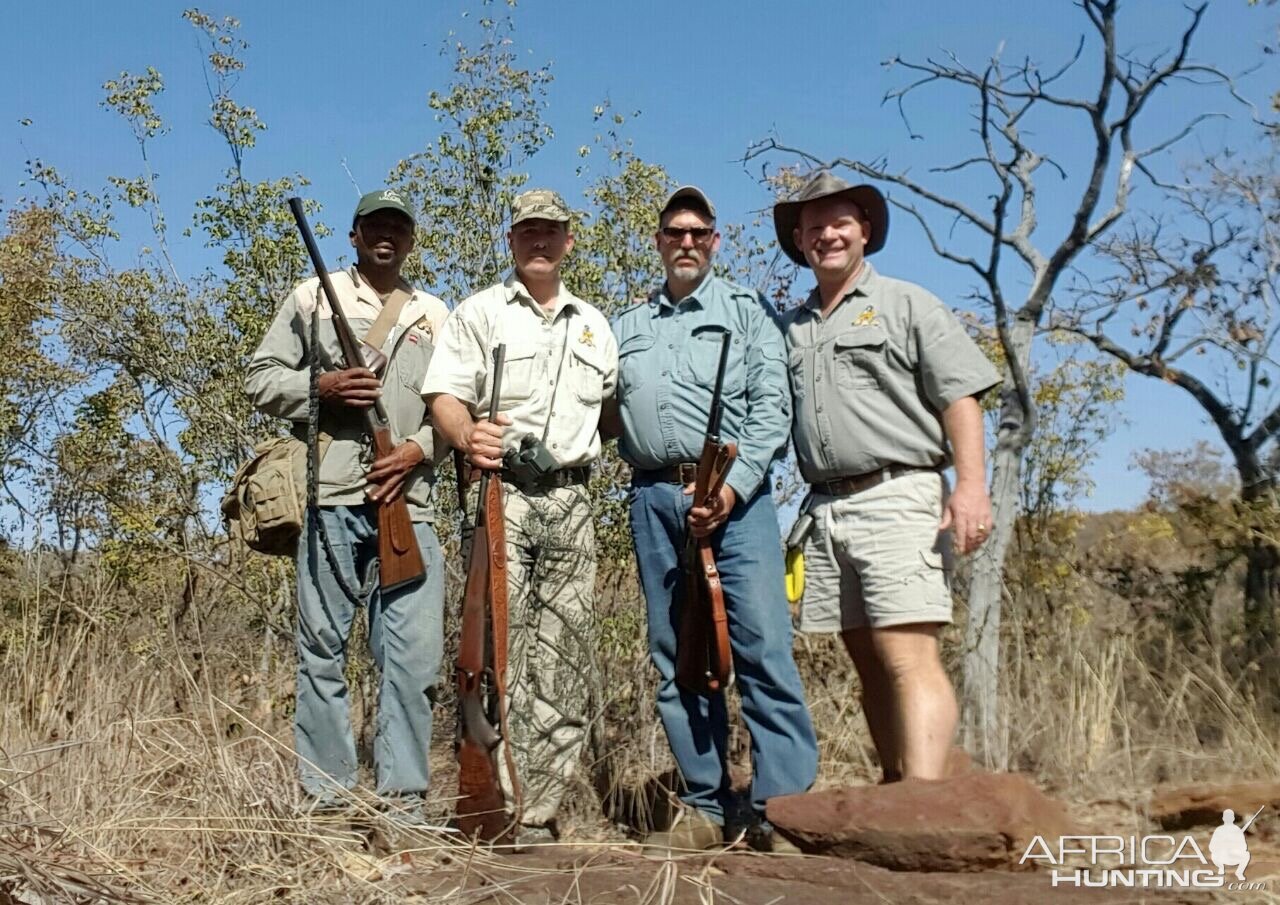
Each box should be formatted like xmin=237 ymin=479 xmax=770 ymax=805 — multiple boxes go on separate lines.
xmin=390 ymin=5 xmax=552 ymax=298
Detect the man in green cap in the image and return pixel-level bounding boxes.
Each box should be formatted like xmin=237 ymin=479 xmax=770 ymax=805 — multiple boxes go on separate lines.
xmin=775 ymin=170 xmax=1000 ymax=783
xmin=246 ymin=188 xmax=450 ymax=816
xmin=424 ymin=188 xmax=617 ymax=844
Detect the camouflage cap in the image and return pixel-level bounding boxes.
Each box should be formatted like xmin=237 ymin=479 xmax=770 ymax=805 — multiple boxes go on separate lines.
xmin=352 ymin=188 xmax=415 ymax=227
xmin=511 ymin=188 xmax=571 ymax=226
xmin=660 ymin=185 xmax=716 ymax=221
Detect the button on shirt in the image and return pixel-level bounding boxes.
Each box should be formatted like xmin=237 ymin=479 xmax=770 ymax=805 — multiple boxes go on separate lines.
xmin=612 ymin=273 xmax=790 ymax=502
xmin=782 ymin=262 xmax=1001 ymax=483
xmin=421 ymin=274 xmax=618 ymax=468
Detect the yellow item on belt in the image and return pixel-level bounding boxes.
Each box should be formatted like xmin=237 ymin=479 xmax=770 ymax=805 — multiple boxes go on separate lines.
xmin=785 ymin=546 xmax=805 ymax=603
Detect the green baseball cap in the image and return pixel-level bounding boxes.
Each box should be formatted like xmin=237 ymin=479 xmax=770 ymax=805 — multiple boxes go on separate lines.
xmin=511 ymin=188 xmax=571 ymax=226
xmin=352 ymin=188 xmax=415 ymax=227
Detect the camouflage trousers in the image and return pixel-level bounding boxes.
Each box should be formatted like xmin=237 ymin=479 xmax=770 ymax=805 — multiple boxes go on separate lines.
xmin=491 ymin=481 xmax=598 ymax=829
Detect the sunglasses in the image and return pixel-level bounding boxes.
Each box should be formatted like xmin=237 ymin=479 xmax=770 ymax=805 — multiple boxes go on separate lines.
xmin=660 ymin=226 xmax=715 ymax=242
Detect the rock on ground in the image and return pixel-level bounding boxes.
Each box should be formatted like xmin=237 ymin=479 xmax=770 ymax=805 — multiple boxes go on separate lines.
xmin=765 ymin=772 xmax=1073 ymax=872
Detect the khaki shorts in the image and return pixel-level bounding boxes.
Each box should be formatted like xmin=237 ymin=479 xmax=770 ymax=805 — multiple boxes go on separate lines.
xmin=798 ymin=469 xmax=953 ymax=632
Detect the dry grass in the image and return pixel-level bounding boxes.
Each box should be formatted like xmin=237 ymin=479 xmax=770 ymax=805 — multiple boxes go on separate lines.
xmin=2 ymin=548 xmax=1278 ymax=902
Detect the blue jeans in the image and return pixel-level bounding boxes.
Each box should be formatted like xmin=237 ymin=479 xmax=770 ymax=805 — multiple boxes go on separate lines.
xmin=629 ymin=480 xmax=818 ymax=824
xmin=295 ymin=505 xmax=445 ymax=798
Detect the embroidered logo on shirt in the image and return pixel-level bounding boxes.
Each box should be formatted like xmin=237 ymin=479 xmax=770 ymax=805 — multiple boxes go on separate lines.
xmin=578 ymin=325 xmax=596 ymax=348
xmin=413 ymin=316 xmax=434 ymax=343
xmin=853 ymin=305 xmax=878 ymax=327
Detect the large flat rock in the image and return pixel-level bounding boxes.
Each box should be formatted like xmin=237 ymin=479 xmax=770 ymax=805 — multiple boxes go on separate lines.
xmin=766 ymin=773 xmax=1073 ymax=872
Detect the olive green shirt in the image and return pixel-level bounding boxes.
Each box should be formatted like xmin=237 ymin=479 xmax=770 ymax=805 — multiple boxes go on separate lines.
xmin=781 ymin=262 xmax=1000 ymax=483
xmin=245 ymin=267 xmax=450 ymax=520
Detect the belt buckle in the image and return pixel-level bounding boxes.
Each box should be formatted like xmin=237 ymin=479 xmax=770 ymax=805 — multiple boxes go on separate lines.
xmin=679 ymin=463 xmax=697 ymax=484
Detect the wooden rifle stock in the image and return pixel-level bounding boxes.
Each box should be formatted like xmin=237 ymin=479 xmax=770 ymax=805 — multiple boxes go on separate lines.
xmin=287 ymin=197 xmax=425 ymax=592
xmin=454 ymin=346 xmax=519 ymax=842
xmin=675 ymin=332 xmax=737 ymax=695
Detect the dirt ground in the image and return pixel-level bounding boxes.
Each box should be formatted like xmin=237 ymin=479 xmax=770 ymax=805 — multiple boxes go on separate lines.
xmin=376 ymin=841 xmax=1276 ymax=904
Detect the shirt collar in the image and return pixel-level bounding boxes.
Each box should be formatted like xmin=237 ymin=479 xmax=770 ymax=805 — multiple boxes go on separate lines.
xmin=504 ymin=272 xmax=580 ymax=319
xmin=349 ymin=265 xmax=412 ymax=303
xmin=802 ymin=261 xmax=878 ymax=314
xmin=657 ymin=270 xmax=715 ymax=311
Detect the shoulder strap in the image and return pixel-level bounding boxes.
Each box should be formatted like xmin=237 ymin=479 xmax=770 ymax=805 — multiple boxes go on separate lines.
xmin=363 ymin=286 xmax=413 ymax=351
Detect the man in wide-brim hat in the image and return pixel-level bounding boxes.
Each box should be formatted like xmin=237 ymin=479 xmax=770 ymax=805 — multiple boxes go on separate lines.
xmin=776 ymin=170 xmax=1001 ymax=782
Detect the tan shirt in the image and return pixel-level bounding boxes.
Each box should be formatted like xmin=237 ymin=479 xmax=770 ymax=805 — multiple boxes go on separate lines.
xmin=245 ymin=267 xmax=449 ymax=518
xmin=782 ymin=262 xmax=1000 ymax=482
xmin=422 ymin=274 xmax=618 ymax=468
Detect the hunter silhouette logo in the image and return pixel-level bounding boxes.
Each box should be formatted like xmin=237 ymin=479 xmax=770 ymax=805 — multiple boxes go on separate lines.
xmin=1021 ymin=805 xmax=1267 ymax=891
xmin=578 ymin=325 xmax=596 ymax=349
xmin=1211 ymin=808 xmax=1260 ymax=881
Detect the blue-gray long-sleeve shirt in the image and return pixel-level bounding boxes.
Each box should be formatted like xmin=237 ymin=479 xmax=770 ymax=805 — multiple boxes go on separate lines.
xmin=611 ymin=273 xmax=790 ymax=502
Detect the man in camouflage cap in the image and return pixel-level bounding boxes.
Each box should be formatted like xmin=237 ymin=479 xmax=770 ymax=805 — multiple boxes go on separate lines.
xmin=246 ymin=188 xmax=449 ymax=817
xmin=776 ymin=170 xmax=1000 ymax=783
xmin=424 ymin=188 xmax=617 ymax=844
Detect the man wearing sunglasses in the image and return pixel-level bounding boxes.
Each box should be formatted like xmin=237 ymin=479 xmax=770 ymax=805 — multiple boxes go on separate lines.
xmin=607 ymin=186 xmax=818 ymax=853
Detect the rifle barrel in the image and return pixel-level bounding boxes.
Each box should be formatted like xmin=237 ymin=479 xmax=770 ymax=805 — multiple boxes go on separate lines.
xmin=474 ymin=344 xmax=507 ymax=522
xmin=706 ymin=331 xmax=733 ymax=438
xmin=287 ymin=197 xmax=392 ymax=432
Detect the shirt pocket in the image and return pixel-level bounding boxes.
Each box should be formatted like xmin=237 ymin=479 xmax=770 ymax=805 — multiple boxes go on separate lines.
xmin=833 ymin=325 xmax=887 ymax=390
xmin=788 ymin=347 xmax=808 ymax=403
xmin=617 ymin=333 xmax=655 ymax=396
xmin=569 ymin=342 xmax=607 ymax=405
xmin=681 ymin=324 xmax=734 ymax=386
xmin=498 ymin=339 xmax=545 ymax=404
xmin=396 ymin=327 xmax=434 ymax=392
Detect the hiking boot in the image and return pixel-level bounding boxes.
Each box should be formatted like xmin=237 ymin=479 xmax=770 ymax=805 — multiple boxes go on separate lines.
xmin=641 ymin=809 xmax=723 ymax=855
xmin=743 ymin=821 xmax=803 ymax=855
xmin=512 ymin=824 xmax=557 ymax=852
xmin=297 ymin=793 xmax=351 ymax=818
xmin=380 ymin=794 xmax=440 ymax=832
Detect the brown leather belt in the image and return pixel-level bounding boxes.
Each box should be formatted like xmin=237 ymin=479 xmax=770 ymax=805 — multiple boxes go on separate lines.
xmin=633 ymin=462 xmax=699 ymax=485
xmin=500 ymin=465 xmax=591 ymax=491
xmin=813 ymin=464 xmax=939 ymax=497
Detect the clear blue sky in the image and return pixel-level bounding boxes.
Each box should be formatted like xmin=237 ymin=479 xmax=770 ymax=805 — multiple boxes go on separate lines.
xmin=4 ymin=0 xmax=1275 ymax=511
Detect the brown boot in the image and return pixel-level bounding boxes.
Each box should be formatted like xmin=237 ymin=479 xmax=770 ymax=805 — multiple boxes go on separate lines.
xmin=641 ymin=809 xmax=723 ymax=855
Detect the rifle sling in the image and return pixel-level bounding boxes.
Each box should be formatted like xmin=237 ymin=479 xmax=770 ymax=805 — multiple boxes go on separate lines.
xmin=314 ymin=272 xmax=413 ymax=359
xmin=362 ymin=283 xmax=413 ymax=352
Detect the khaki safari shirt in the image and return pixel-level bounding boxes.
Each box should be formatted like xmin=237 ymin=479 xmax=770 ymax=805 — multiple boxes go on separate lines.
xmin=782 ymin=262 xmax=1000 ymax=483
xmin=245 ymin=267 xmax=450 ymax=520
xmin=421 ymin=274 xmax=618 ymax=469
